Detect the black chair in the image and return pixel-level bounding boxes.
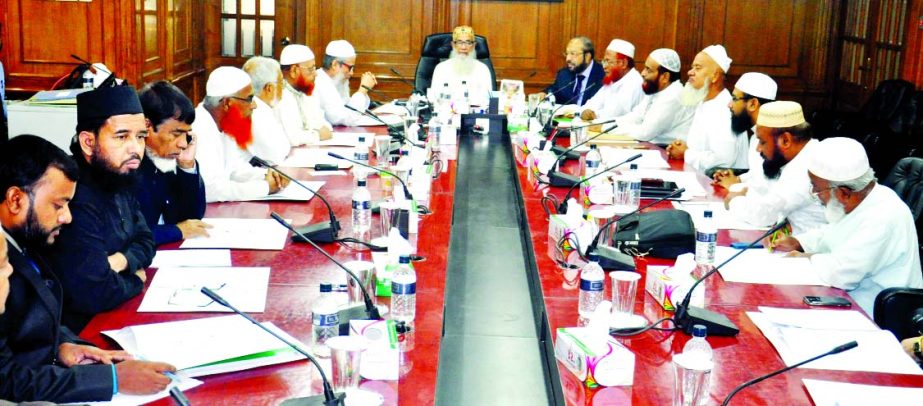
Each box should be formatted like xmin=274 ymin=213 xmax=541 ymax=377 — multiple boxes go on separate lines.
xmin=413 ymin=33 xmax=496 ymax=94
xmin=811 ymin=79 xmax=916 ymax=140
xmin=882 ymin=157 xmax=923 ymax=262
xmin=862 ymin=90 xmax=923 ymax=177
xmin=874 ymin=287 xmax=923 ymax=341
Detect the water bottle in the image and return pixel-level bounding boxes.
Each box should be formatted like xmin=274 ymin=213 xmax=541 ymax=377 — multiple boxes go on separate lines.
xmin=461 ymin=80 xmax=470 ymax=110
xmin=626 ymin=163 xmax=642 ymax=210
xmin=351 ymin=178 xmax=372 ymax=234
xmin=311 ymin=283 xmax=339 ymax=357
xmin=681 ymin=324 xmax=713 ymax=405
xmin=694 ymin=210 xmax=718 ymax=278
xmin=391 ymin=255 xmax=417 ymax=326
xmin=81 ymin=69 xmax=95 ymax=89
xmin=583 ymin=144 xmax=602 ymax=178
xmin=577 ymin=253 xmax=605 ymax=326
xmin=352 ymin=135 xmax=370 ymax=178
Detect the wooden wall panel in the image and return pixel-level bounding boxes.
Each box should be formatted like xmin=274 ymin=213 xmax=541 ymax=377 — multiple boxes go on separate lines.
xmin=901 ymin=0 xmax=923 ymax=87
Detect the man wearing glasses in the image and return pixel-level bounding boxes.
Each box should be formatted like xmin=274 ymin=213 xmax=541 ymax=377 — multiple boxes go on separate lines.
xmin=531 ymin=37 xmax=604 ymax=107
xmin=315 ymin=40 xmax=377 ymax=126
xmin=277 ymin=44 xmax=333 ymax=145
xmin=191 ymin=67 xmax=289 ymax=203
xmin=430 ymin=26 xmax=493 ymax=104
xmin=579 ymin=39 xmax=644 ymax=121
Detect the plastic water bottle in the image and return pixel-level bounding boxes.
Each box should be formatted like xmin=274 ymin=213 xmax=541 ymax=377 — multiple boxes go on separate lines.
xmin=583 ymin=144 xmax=602 ymax=178
xmin=577 ymin=253 xmax=605 ymax=325
xmin=391 ymin=255 xmax=417 ymax=326
xmin=351 ymin=178 xmax=372 ymax=234
xmin=694 ymin=210 xmax=718 ymax=278
xmin=352 ymin=136 xmax=370 ymax=178
xmin=82 ymin=69 xmax=95 ymax=89
xmin=311 ymin=283 xmax=339 ymax=357
xmin=681 ymin=324 xmax=713 ymax=405
xmin=626 ymin=163 xmax=642 ymax=210
xmin=461 ymin=80 xmax=470 ymax=108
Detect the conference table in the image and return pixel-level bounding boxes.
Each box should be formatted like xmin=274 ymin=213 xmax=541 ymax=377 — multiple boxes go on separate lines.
xmin=78 ymin=122 xmax=923 ymax=405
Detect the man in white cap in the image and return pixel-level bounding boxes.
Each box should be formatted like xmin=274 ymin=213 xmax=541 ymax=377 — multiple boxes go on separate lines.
xmin=579 ymin=39 xmax=643 ymax=121
xmin=192 ymin=66 xmax=289 ymax=202
xmin=723 ymin=101 xmax=826 ymax=234
xmin=242 ymin=56 xmax=291 ymax=165
xmin=430 ymin=26 xmax=493 ymax=101
xmin=608 ymin=48 xmax=693 ymax=144
xmin=315 ymin=39 xmax=377 ymax=126
xmin=667 ymin=45 xmax=747 ymax=173
xmin=713 ymin=72 xmax=778 ymax=188
xmin=277 ymin=44 xmax=333 ymax=145
xmin=771 ymin=137 xmax=922 ymax=313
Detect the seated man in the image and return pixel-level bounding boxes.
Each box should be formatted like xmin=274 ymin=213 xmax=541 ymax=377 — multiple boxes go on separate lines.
xmin=724 ymin=101 xmax=826 ymax=234
xmin=531 ymin=36 xmax=604 ymax=106
xmin=770 ymin=137 xmax=923 ymax=314
xmin=0 ymin=135 xmax=174 ymax=402
xmin=242 ymin=56 xmax=292 ymax=165
xmin=137 ymin=81 xmax=209 ymax=246
xmin=46 ymin=86 xmax=155 ymax=332
xmin=193 ymin=67 xmax=289 ymax=202
xmin=278 ymin=44 xmax=333 ymax=145
xmin=609 ymin=48 xmax=693 ymax=144
xmin=580 ymin=39 xmax=644 ymax=120
xmin=315 ymin=40 xmax=377 ymax=126
xmin=429 ymin=25 xmax=493 ymax=102
xmin=713 ymin=72 xmax=777 ymax=189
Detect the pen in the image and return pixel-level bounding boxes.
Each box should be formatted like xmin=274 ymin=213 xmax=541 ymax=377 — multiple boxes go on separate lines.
xmin=731 ymin=242 xmax=762 ymax=249
xmin=170 ymin=386 xmax=191 ymax=406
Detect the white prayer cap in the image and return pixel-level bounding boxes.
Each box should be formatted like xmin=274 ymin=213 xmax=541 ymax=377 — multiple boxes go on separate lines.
xmin=606 ymin=39 xmax=635 ymax=59
xmin=649 ymin=48 xmax=681 ymax=72
xmin=809 ymin=137 xmax=870 ymax=182
xmin=206 ymin=66 xmax=252 ymax=97
xmin=735 ymin=72 xmax=777 ymax=100
xmin=702 ymin=44 xmax=732 ymax=73
xmin=325 ymin=40 xmax=356 ymax=58
xmin=279 ymin=44 xmax=315 ymax=65
xmin=757 ymin=101 xmax=804 ymax=128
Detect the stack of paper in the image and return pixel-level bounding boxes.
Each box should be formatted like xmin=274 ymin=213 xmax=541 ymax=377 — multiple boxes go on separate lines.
xmin=803 ymin=379 xmax=923 ymax=406
xmin=354 ymin=114 xmax=402 ymax=127
xmin=138 ymin=267 xmax=270 ymax=313
xmin=600 ymin=148 xmax=669 ymax=169
xmin=150 ymin=249 xmax=232 ymax=268
xmin=306 ymin=131 xmax=376 ymax=148
xmin=713 ymin=246 xmax=827 ymax=285
xmin=179 ymin=218 xmax=290 ymax=250
xmin=672 ymin=201 xmax=770 ymax=231
xmin=240 ymin=180 xmax=325 ymax=202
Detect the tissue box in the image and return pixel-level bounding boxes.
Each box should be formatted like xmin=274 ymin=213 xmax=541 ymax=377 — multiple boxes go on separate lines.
xmin=547 ymin=214 xmax=595 ymax=263
xmin=554 ymin=327 xmax=635 ymax=387
xmin=349 ymin=320 xmax=398 ymax=381
xmin=644 ymin=265 xmax=704 ymax=311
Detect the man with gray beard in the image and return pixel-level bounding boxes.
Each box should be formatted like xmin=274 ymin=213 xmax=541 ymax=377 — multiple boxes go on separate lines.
xmin=314 ymin=40 xmax=376 ymax=126
xmin=429 ymin=25 xmax=493 ymax=103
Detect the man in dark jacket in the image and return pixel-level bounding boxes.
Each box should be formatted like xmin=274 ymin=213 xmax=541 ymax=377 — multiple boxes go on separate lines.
xmin=137 ymin=81 xmax=209 ymax=246
xmin=44 ymin=85 xmax=155 ymax=332
xmin=535 ymin=37 xmax=605 ymax=106
xmin=0 ymin=135 xmax=173 ymax=403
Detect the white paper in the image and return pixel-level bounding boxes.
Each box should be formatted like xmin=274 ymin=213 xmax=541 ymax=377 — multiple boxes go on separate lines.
xmin=354 ymin=114 xmax=402 ymax=127
xmin=757 ymin=307 xmax=879 ymax=331
xmin=804 ymin=379 xmax=923 ymax=406
xmin=714 ymin=246 xmax=828 ymax=285
xmin=630 ymin=169 xmax=707 ymax=200
xmin=150 ymin=249 xmax=232 ymax=268
xmin=600 ymin=147 xmax=670 ymax=169
xmin=306 ymin=131 xmax=376 ymax=147
xmin=371 ymin=101 xmax=409 ymax=116
xmin=673 ymin=201 xmax=770 ymax=231
xmin=281 ymin=147 xmax=355 ymax=168
xmin=138 ymin=267 xmax=270 ymax=313
xmin=239 ymin=180 xmax=325 ymax=202
xmin=70 ymin=374 xmax=202 ymax=406
xmin=179 ymin=218 xmax=289 ymax=250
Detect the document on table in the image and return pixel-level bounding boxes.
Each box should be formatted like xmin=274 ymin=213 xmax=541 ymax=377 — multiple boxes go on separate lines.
xmin=239 ymin=180 xmax=325 ymax=202
xmin=630 ymin=168 xmax=707 ymax=199
xmin=138 ymin=267 xmax=270 ymax=313
xmin=306 ymin=131 xmax=376 ymax=148
xmin=803 ymin=379 xmax=923 ymax=406
xmin=600 ymin=147 xmax=670 ymax=169
xmin=179 ymin=218 xmax=290 ymax=250
xmin=281 ymin=147 xmax=354 ymax=168
xmin=354 ymin=113 xmax=402 ymax=127
xmin=747 ymin=308 xmax=923 ymax=375
xmin=672 ymin=201 xmax=770 ymax=231
xmin=713 ymin=246 xmax=828 ymax=285
xmin=150 ymin=249 xmax=232 ymax=268
xmin=102 ymin=315 xmax=306 ymax=377
xmin=70 ymin=374 xmax=202 ymax=406
xmin=372 ymin=101 xmax=409 ymax=116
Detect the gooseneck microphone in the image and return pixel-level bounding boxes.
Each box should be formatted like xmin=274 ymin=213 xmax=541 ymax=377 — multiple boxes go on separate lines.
xmin=546 ymin=122 xmax=620 ymax=187
xmin=327 ymin=152 xmax=414 ymax=202
xmin=249 ymin=156 xmax=340 ymax=243
xmin=389 ymin=68 xmax=425 ymax=95
xmin=201 ymin=287 xmax=345 ymax=406
xmin=721 ymin=341 xmax=859 ymax=405
xmin=546 ymin=118 xmax=618 ymax=160
xmin=542 ymin=82 xmax=599 ymax=134
xmin=673 ymin=222 xmax=789 ymax=336
xmin=344 ymin=104 xmax=403 ymax=138
xmin=556 ymin=151 xmax=641 ymax=211
xmin=270 ymin=213 xmax=382 ymax=335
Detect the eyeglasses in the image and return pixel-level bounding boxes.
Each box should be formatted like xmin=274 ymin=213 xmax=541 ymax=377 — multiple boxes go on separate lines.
xmin=298 ymin=64 xmax=317 ymax=73
xmin=809 ymin=185 xmax=836 ymax=201
xmin=563 ymin=51 xmax=588 ymax=58
xmin=340 ymin=62 xmax=354 ymax=71
xmin=731 ymin=94 xmax=753 ymax=102
xmin=228 ymin=94 xmax=254 ymax=103
xmin=453 ymin=40 xmax=475 ymax=46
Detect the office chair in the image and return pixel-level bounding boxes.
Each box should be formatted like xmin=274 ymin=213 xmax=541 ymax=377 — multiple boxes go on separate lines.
xmin=874 ymin=287 xmax=923 ymax=340
xmin=413 ymin=33 xmax=496 ymax=94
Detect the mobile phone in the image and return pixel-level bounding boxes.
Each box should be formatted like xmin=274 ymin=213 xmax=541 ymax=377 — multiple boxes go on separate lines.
xmin=803 ymin=295 xmax=852 ymax=307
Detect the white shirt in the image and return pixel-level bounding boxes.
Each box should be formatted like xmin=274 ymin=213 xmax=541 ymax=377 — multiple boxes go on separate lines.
xmin=581 ymin=68 xmax=644 ymax=120
xmin=795 ymin=184 xmax=923 ymax=314
xmin=727 ymin=139 xmax=827 ymax=234
xmin=685 ymin=89 xmax=748 ymax=171
xmin=247 ymin=97 xmax=291 ymax=165
xmin=612 ymin=81 xmax=693 ymax=144
xmin=277 ymin=81 xmax=332 ymax=146
xmin=430 ymin=57 xmax=493 ymax=102
xmin=314 ymin=69 xmax=368 ymax=126
xmin=573 ymin=61 xmax=595 ymax=105
xmin=738 ymin=128 xmax=764 ymax=183
xmin=191 ymin=104 xmax=269 ymax=202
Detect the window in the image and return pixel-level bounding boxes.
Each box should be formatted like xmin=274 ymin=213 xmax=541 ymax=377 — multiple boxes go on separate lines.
xmin=221 ymin=0 xmax=276 ymax=58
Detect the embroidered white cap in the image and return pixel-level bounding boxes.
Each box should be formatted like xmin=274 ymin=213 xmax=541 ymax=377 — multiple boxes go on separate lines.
xmin=649 ymin=48 xmax=681 ymax=72
xmin=757 ymin=101 xmax=805 ymax=128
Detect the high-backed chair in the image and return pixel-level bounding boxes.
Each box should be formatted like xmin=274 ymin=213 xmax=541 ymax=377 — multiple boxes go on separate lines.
xmin=874 ymin=287 xmax=923 ymax=340
xmin=811 ymin=79 xmax=916 ymax=140
xmin=414 ymin=33 xmax=496 ymax=94
xmin=882 ymin=157 xmax=923 ymax=263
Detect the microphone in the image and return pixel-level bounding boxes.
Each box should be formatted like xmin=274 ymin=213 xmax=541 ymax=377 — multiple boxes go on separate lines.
xmin=673 ymin=222 xmax=789 ymax=336
xmin=327 ymin=152 xmax=413 ymax=201
xmin=390 ymin=68 xmax=425 ymax=95
xmin=249 ymin=156 xmax=340 ymax=244
xmin=270 ymin=213 xmax=382 ymax=335
xmin=542 ymin=82 xmax=599 ymax=135
xmin=201 ymin=287 xmax=345 ymax=406
xmin=721 ymin=341 xmax=858 ymax=405
xmin=546 ymin=118 xmax=618 ymax=160
xmin=556 ymin=151 xmax=641 ymax=211
xmin=546 ymin=123 xmax=621 ymax=187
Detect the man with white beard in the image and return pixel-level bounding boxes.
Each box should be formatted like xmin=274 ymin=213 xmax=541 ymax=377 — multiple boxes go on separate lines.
xmin=277 ymin=44 xmax=333 ymax=145
xmin=666 ymin=45 xmax=747 ymax=173
xmin=770 ymin=137 xmax=922 ymax=314
xmin=579 ymin=39 xmax=644 ymax=121
xmin=242 ymin=56 xmax=291 ymax=165
xmin=315 ymin=40 xmax=377 ymax=126
xmin=429 ymin=25 xmax=493 ymax=102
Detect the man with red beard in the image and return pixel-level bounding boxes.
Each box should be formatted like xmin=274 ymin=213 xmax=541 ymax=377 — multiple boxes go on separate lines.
xmin=580 ymin=39 xmax=643 ymax=121
xmin=277 ymin=44 xmax=333 ymax=146
xmin=192 ymin=66 xmax=289 ymax=202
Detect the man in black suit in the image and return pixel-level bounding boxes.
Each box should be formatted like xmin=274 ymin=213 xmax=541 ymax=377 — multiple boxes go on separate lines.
xmin=0 ymin=135 xmax=174 ymax=403
xmin=533 ymin=36 xmax=605 ymax=106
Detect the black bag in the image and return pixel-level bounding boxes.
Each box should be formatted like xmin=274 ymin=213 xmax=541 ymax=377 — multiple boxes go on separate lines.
xmin=612 ymin=209 xmax=695 ymax=259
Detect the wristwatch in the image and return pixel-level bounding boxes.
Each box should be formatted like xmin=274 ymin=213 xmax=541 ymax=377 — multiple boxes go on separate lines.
xmin=914 ymin=337 xmax=923 ymax=362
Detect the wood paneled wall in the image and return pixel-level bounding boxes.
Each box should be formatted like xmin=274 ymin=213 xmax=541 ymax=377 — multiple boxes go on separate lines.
xmin=902 ymin=1 xmax=923 ymax=87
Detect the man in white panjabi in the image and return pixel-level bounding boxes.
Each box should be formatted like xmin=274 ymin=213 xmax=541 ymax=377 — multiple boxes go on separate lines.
xmin=314 ymin=40 xmax=376 ymax=126
xmin=713 ymin=72 xmax=778 ymax=190
xmin=610 ymin=48 xmax=693 ymax=145
xmin=277 ymin=44 xmax=333 ymax=146
xmin=242 ymin=56 xmax=291 ymax=165
xmin=579 ymin=39 xmax=643 ymax=121
xmin=770 ymin=137 xmax=923 ymax=314
xmin=429 ymin=25 xmax=493 ymax=104
xmin=667 ymin=45 xmax=748 ymax=172
xmin=723 ymin=101 xmax=827 ymax=234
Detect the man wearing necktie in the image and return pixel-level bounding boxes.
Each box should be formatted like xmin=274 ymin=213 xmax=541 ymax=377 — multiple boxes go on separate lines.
xmin=531 ymin=37 xmax=604 ymax=107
